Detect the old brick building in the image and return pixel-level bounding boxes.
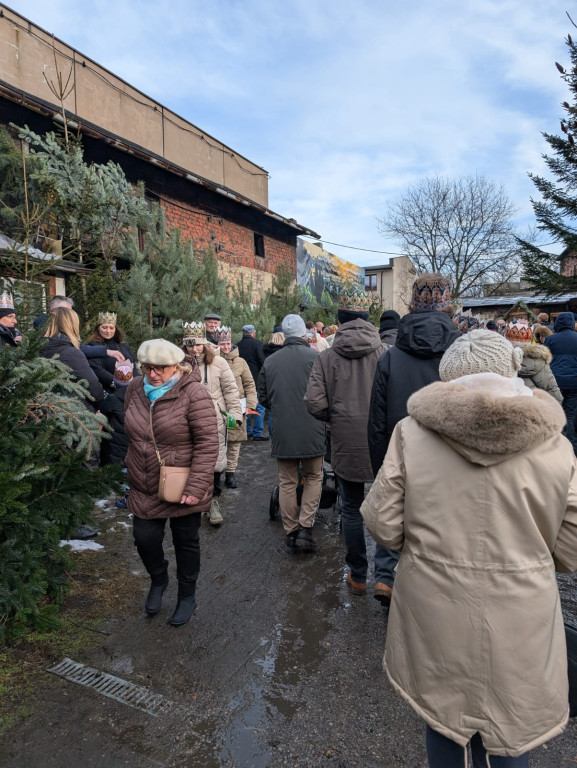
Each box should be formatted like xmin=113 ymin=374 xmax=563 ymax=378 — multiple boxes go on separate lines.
xmin=0 ymin=5 xmax=318 ymax=300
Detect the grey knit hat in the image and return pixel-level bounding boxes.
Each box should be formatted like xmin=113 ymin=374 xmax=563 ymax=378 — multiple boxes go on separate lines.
xmin=439 ymin=329 xmax=523 ymax=381
xmin=281 ymin=314 xmax=307 ymax=338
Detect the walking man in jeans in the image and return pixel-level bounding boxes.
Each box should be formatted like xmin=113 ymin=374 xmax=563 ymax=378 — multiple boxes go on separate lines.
xmin=305 ymin=290 xmax=393 ymax=603
xmin=545 ymin=311 xmax=577 ymax=453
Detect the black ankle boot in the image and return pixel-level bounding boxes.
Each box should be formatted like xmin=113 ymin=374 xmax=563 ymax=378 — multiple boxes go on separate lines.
xmin=225 ymin=472 xmax=237 ymax=488
xmin=168 ymin=597 xmax=196 ymax=627
xmin=144 ymin=574 xmax=169 ymax=616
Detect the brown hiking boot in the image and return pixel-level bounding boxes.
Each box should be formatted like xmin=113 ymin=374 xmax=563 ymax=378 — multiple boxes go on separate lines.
xmin=373 ymin=582 xmax=393 ymax=606
xmin=346 ymin=572 xmax=367 ymax=596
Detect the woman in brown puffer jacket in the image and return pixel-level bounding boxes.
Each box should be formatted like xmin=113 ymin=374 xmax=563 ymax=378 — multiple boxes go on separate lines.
xmin=214 ymin=326 xmax=258 ymax=489
xmin=124 ymin=339 xmax=219 ymax=627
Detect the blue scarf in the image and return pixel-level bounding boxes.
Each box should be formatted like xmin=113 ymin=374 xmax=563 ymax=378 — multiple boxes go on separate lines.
xmin=143 ymin=374 xmax=181 ymax=404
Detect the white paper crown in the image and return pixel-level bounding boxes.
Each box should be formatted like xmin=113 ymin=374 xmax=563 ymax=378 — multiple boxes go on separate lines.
xmin=0 ymin=291 xmax=14 ymax=310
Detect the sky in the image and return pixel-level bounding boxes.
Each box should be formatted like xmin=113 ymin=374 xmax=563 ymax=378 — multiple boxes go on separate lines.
xmin=3 ymin=0 xmax=573 ymax=267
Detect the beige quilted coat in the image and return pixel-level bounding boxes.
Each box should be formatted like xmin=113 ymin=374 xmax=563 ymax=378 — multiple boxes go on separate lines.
xmin=196 ymin=353 xmax=242 ymax=472
xmin=124 ymin=366 xmax=219 ymax=519
xmin=361 ymin=379 xmax=577 ymax=756
xmin=222 ymin=346 xmax=258 ymax=443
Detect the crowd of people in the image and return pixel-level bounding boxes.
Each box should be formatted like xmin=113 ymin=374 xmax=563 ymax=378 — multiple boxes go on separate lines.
xmin=1 ymin=273 xmax=577 ymax=766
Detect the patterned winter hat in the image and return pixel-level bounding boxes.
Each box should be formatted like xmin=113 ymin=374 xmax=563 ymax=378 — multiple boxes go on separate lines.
xmin=213 ymin=326 xmax=232 ymax=343
xmin=338 ymin=289 xmax=371 ymax=312
xmin=182 ymin=321 xmax=207 ymax=345
xmin=409 ymin=273 xmax=452 ymax=311
xmin=98 ymin=311 xmax=117 ymax=325
xmin=440 ymin=329 xmax=523 ymax=381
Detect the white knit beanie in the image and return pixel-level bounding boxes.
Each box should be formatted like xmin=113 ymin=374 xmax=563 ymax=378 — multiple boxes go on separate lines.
xmin=281 ymin=314 xmax=307 ymax=338
xmin=439 ymin=329 xmax=523 ymax=381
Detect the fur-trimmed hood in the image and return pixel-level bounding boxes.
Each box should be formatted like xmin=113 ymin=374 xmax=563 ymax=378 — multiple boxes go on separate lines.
xmin=519 ymin=342 xmax=552 ymax=364
xmin=407 ymin=379 xmax=566 ymax=465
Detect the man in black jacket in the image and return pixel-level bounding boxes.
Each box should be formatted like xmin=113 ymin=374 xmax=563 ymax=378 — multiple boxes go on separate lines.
xmin=368 ymin=273 xmax=460 ymax=595
xmin=258 ymin=314 xmax=325 ymax=551
xmin=238 ymin=324 xmax=268 ymax=440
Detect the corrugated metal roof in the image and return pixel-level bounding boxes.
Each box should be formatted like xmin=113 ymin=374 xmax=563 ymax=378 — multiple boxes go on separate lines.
xmin=461 ymin=294 xmax=577 ymax=308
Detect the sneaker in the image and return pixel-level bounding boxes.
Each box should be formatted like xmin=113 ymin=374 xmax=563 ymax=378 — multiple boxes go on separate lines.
xmin=285 ymin=530 xmax=298 ymax=549
xmin=209 ymin=498 xmax=223 ymax=526
xmin=294 ymin=526 xmax=317 ymax=552
xmin=70 ymin=525 xmax=99 ymax=540
xmin=346 ymin=572 xmax=366 ymax=596
xmin=373 ymin=582 xmax=393 ymax=606
xmin=252 ymin=435 xmax=270 ymax=441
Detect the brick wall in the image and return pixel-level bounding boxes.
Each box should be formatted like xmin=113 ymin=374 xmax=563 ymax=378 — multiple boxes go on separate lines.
xmin=561 ymin=254 xmax=577 ymax=277
xmin=161 ymin=196 xmax=296 ymax=279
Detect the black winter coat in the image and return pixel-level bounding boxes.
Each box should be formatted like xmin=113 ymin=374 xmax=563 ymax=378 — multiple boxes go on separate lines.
xmin=0 ymin=324 xmax=17 ymax=347
xmin=237 ymin=334 xmax=265 ymax=383
xmin=85 ymin=338 xmax=135 ymax=391
xmin=40 ymin=334 xmax=105 ymax=411
xmin=99 ymin=385 xmax=129 ymax=465
xmin=545 ymin=312 xmax=577 ymax=391
xmin=368 ymin=310 xmax=460 ymax=475
xmin=263 ymin=342 xmax=284 ymax=358
xmin=257 ymin=337 xmax=326 ymax=459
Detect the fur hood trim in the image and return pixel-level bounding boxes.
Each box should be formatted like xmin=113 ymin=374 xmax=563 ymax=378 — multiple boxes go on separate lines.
xmin=407 ymin=381 xmax=566 ymax=461
xmin=519 ymin=343 xmax=552 ymax=364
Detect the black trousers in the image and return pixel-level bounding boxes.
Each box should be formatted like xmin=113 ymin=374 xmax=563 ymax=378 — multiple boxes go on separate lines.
xmin=133 ymin=513 xmax=201 ymax=598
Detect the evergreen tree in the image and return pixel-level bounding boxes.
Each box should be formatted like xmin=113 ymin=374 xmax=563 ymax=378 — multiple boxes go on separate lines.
xmin=0 ymin=335 xmax=122 ymax=642
xmin=519 ymin=25 xmax=577 ymax=293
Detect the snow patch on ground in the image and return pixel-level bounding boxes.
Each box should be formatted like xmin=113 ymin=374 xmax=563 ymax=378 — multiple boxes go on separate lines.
xmin=116 ymin=521 xmax=130 ymax=528
xmin=59 ymin=540 xmax=104 ymax=551
xmin=95 ymin=499 xmax=109 ymax=508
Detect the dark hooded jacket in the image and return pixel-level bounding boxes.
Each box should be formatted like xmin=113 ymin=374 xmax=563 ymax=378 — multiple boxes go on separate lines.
xmin=305 ymin=319 xmax=383 ymax=483
xmin=40 ymin=334 xmax=105 ymax=411
xmin=379 ymin=310 xmax=400 ymax=349
xmin=368 ymin=310 xmax=460 ymax=475
xmin=544 ymin=312 xmax=577 ymax=391
xmin=99 ymin=383 xmax=131 ymax=465
xmin=0 ymin=324 xmax=17 ymax=347
xmin=258 ymin=336 xmax=326 ymax=459
xmin=85 ymin=337 xmax=135 ymax=392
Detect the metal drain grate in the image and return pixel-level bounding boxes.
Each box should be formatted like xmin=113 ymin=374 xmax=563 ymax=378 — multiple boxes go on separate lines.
xmin=47 ymin=657 xmax=175 ymax=716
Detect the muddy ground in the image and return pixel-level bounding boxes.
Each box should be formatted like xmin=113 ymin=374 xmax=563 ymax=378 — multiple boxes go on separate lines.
xmin=1 ymin=439 xmax=577 ymax=768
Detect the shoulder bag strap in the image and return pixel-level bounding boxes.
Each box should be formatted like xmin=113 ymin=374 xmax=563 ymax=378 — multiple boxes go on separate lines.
xmin=148 ymin=406 xmax=164 ymax=467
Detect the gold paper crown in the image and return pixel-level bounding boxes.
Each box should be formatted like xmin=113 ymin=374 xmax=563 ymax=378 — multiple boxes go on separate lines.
xmin=213 ymin=326 xmax=232 ymax=343
xmin=0 ymin=291 xmax=14 ymax=310
xmin=505 ymin=322 xmax=533 ymax=343
xmin=338 ymin=289 xmax=371 ymax=312
xmin=98 ymin=311 xmax=117 ymax=325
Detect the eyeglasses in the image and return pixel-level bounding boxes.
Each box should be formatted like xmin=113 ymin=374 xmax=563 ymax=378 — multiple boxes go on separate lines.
xmin=141 ymin=364 xmax=170 ymax=374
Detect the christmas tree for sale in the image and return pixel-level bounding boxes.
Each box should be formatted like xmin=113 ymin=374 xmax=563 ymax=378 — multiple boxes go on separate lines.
xmin=0 ymin=335 xmax=122 ymax=642
xmin=519 ymin=23 xmax=577 ymax=294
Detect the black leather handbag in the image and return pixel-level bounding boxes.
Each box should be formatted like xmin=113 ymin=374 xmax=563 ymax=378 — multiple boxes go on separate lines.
xmin=566 ymin=622 xmax=577 ymax=718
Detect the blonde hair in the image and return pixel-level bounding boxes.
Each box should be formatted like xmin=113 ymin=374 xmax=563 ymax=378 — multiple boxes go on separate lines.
xmin=45 ymin=307 xmax=81 ymax=349
xmin=268 ymin=331 xmax=285 ymax=345
xmin=325 ymin=324 xmax=338 ymax=336
xmin=534 ymin=325 xmax=553 ymax=344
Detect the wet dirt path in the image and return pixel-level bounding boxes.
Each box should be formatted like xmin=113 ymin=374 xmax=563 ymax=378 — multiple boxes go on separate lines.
xmin=2 ymin=441 xmax=577 ymax=767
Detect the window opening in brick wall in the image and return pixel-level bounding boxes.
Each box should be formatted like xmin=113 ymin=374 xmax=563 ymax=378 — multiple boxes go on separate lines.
xmin=365 ymin=274 xmax=377 ymax=291
xmin=254 ymin=233 xmax=265 ymax=258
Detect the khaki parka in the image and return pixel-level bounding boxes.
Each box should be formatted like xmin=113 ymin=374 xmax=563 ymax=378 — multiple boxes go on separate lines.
xmin=361 ymin=377 xmax=577 ymax=757
xmin=196 ymin=352 xmax=242 ymax=472
xmin=223 ymin=346 xmax=258 ymax=443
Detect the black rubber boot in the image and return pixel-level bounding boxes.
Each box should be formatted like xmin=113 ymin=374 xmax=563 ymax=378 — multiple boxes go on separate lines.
xmin=168 ymin=597 xmax=196 ymax=627
xmin=225 ymin=472 xmax=237 ymax=488
xmin=144 ymin=573 xmax=169 ymax=616
xmin=294 ymin=526 xmax=317 ymax=553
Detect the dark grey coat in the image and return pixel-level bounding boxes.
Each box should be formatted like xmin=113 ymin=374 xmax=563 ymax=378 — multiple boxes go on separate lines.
xmin=257 ymin=336 xmax=326 ymax=459
xmin=305 ymin=319 xmax=383 ymax=483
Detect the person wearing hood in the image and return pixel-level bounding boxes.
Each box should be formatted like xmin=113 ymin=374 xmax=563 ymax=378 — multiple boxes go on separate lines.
xmin=367 ymin=274 xmax=460 ymax=602
xmin=215 ymin=326 xmax=258 ymax=489
xmin=361 ymin=329 xmax=577 ymax=767
xmin=378 ymin=309 xmax=400 ymax=349
xmin=305 ymin=290 xmax=391 ymax=599
xmin=258 ymin=314 xmax=326 ymax=551
xmin=504 ymin=323 xmax=562 ymax=404
xmin=545 ymin=311 xmax=577 ymax=452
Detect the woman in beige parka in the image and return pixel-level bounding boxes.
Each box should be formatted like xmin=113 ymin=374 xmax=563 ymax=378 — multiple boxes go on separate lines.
xmin=182 ymin=323 xmax=241 ymax=526
xmin=214 ymin=326 xmax=258 ymax=489
xmin=361 ymin=329 xmax=577 ymax=767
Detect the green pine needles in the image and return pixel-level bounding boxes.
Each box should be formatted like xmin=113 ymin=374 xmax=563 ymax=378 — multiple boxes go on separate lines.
xmin=0 ymin=335 xmax=122 ymax=642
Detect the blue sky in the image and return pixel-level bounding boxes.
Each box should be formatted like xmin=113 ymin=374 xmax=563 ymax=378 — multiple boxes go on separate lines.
xmin=4 ymin=0 xmax=572 ymax=266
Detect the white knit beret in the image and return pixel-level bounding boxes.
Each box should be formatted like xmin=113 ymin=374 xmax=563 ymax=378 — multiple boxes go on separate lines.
xmin=439 ymin=329 xmax=523 ymax=381
xmin=137 ymin=339 xmax=185 ymax=366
